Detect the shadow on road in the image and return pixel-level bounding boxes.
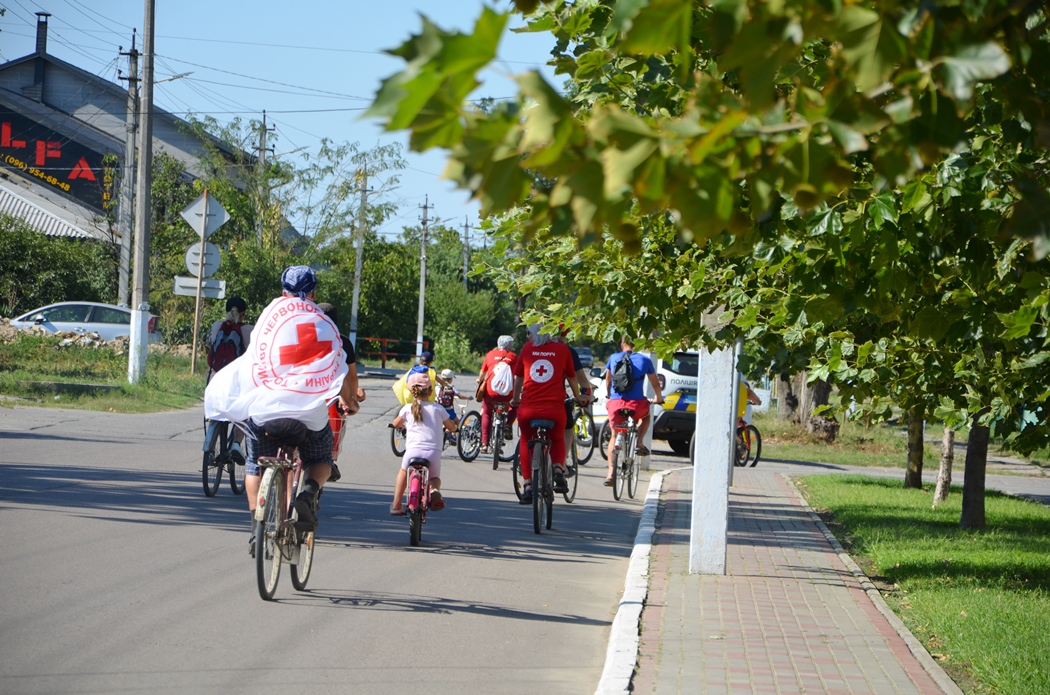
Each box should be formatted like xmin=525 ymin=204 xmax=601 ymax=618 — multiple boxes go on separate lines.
xmin=0 ymin=460 xmax=643 ymax=565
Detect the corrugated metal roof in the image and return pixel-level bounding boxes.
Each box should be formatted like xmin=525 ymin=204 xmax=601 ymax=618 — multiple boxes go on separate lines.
xmin=0 ymin=182 xmax=100 ymax=239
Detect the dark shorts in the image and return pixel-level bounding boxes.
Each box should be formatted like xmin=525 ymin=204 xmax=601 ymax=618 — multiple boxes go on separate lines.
xmin=244 ymin=418 xmax=334 ymax=476
xmin=564 ymin=398 xmax=578 ymax=430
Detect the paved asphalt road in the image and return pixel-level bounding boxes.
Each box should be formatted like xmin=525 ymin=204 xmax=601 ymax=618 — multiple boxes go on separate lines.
xmin=0 ymin=379 xmax=654 ymax=695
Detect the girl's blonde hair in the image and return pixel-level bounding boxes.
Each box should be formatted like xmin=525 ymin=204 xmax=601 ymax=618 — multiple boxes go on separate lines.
xmin=409 ymin=383 xmax=431 ymax=422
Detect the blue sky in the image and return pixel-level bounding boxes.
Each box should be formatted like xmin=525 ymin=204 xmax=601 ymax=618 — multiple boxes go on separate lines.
xmin=0 ymin=0 xmax=558 ymax=239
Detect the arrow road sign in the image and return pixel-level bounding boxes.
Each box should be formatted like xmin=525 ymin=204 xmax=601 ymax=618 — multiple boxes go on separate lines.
xmin=173 ymin=276 xmax=226 ymax=299
xmin=184 ymin=241 xmax=221 ymax=278
xmin=180 ymin=191 xmax=230 ymax=239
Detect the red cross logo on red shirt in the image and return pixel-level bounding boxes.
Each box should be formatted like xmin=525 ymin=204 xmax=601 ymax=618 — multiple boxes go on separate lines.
xmin=277 ymin=322 xmax=332 ymax=367
xmin=534 ymin=363 xmax=550 ymax=379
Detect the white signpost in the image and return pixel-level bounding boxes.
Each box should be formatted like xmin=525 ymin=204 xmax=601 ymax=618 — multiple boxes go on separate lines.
xmin=177 ymin=190 xmax=229 ymax=373
xmin=183 ymin=241 xmax=221 ymax=278
xmin=173 ymin=276 xmax=226 ymax=299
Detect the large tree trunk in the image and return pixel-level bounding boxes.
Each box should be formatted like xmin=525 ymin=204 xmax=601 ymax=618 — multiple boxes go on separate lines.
xmin=791 ymin=372 xmax=840 ymax=443
xmin=776 ymin=374 xmax=796 ymax=420
xmin=932 ymin=426 xmax=954 ymax=508
xmin=903 ymin=406 xmax=925 ymax=489
xmin=960 ymin=411 xmax=990 ymax=529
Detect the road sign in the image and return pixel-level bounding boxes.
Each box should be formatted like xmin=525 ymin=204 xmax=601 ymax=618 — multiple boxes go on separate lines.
xmin=184 ymin=241 xmax=221 ymax=278
xmin=173 ymin=276 xmax=226 ymax=299
xmin=180 ymin=191 xmax=230 ymax=239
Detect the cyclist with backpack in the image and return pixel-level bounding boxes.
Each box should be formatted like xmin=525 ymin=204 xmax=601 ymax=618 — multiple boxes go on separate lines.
xmin=205 ymin=296 xmax=254 ymax=463
xmin=475 ymin=335 xmax=517 ymax=455
xmin=603 ymin=336 xmax=663 ymax=486
xmin=206 ymin=296 xmax=254 ymax=380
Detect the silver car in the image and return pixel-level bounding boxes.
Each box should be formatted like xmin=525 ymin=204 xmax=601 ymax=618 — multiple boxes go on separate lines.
xmin=10 ymin=302 xmax=161 ymax=343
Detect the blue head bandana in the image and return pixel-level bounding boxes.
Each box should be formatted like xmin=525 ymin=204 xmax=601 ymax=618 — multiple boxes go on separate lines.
xmin=281 ymin=265 xmax=317 ymax=300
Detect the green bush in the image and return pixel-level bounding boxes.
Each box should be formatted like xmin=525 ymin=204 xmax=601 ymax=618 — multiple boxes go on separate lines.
xmin=432 ymin=329 xmax=482 ymax=374
xmin=0 ymin=216 xmax=117 ymax=318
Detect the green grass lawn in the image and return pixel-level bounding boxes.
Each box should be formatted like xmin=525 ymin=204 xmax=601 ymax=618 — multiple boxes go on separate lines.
xmin=0 ymin=333 xmax=205 ymax=413
xmin=797 ymin=474 xmax=1050 ymax=695
xmin=757 ymin=413 xmax=943 ymax=468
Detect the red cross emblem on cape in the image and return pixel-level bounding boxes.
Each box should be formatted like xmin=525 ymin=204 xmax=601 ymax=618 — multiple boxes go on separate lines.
xmin=251 ymin=297 xmax=344 ymax=396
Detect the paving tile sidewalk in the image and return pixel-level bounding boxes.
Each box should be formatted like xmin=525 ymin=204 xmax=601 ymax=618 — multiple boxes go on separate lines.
xmin=630 ymin=469 xmax=956 ymax=695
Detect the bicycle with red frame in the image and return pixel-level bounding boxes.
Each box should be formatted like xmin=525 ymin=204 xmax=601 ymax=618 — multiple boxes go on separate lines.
xmin=734 ymin=418 xmax=762 ymax=467
xmin=404 ymin=456 xmax=433 ymax=546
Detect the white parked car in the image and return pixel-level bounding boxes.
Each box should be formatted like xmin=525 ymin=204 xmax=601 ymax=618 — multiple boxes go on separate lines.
xmin=10 ymin=302 xmax=161 ymax=343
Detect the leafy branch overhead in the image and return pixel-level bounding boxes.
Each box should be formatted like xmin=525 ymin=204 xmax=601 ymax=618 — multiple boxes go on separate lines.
xmin=366 ymin=0 xmax=1045 ymax=248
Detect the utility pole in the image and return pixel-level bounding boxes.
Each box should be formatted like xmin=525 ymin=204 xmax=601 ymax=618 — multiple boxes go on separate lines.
xmin=254 ymin=110 xmax=274 ymax=246
xmin=415 ymin=196 xmax=433 ymax=358
xmin=128 ymin=0 xmax=154 ymax=384
xmin=116 ymin=31 xmax=138 ymax=306
xmin=461 ymin=216 xmax=472 ymax=291
xmin=348 ymin=169 xmax=368 ymax=349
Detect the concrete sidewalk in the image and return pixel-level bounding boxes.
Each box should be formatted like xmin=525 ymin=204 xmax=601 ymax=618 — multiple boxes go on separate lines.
xmin=618 ymin=468 xmax=962 ymax=695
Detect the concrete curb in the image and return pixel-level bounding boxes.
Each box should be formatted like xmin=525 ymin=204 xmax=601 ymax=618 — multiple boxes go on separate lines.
xmin=595 ymin=466 xmax=690 ymax=695
xmin=783 ymin=474 xmax=965 ymax=695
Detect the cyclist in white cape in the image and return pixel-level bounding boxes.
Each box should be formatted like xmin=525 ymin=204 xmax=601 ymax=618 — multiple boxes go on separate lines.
xmin=205 ymin=266 xmax=359 ymax=555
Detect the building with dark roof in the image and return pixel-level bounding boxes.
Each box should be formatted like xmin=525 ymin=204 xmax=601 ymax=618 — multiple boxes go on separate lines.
xmin=0 ymin=12 xmax=237 ymax=242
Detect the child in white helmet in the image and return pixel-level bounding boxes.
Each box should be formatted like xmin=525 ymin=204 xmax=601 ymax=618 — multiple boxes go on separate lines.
xmin=436 ymin=369 xmax=471 ymax=432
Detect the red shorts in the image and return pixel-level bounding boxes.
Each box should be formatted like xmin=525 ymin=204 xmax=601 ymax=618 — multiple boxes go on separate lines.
xmin=607 ymin=398 xmax=650 ymax=430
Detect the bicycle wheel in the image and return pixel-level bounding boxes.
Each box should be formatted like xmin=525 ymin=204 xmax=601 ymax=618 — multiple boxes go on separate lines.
xmin=512 ymin=456 xmax=524 ymax=501
xmin=498 ymin=422 xmax=517 ymax=463
xmin=598 ymin=420 xmax=612 ymax=461
xmin=492 ymin=415 xmax=503 ymax=470
xmin=574 ymin=411 xmax=595 ymax=465
xmin=532 ymin=444 xmax=544 ymax=535
xmin=228 ymin=427 xmax=244 ymax=495
xmin=627 ymin=449 xmax=639 ymax=499
xmin=734 ymin=428 xmax=749 ymax=467
xmin=563 ymin=455 xmax=578 ymax=503
xmin=391 ymin=426 xmax=406 ymax=457
xmin=457 ymin=411 xmax=482 ymax=462
xmin=202 ymin=422 xmax=223 ymax=497
xmin=747 ymin=424 xmax=762 ymax=467
xmin=256 ymin=473 xmax=284 ymax=601
xmin=545 ymin=464 xmax=554 ymax=531
xmin=409 ymin=508 xmax=423 ymax=546
xmin=610 ymin=447 xmax=623 ymax=501
xmin=290 ymin=530 xmax=314 ymax=590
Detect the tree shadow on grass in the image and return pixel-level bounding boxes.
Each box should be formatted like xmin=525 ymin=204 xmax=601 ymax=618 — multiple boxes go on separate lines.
xmin=806 ymin=476 xmax=1050 ymax=592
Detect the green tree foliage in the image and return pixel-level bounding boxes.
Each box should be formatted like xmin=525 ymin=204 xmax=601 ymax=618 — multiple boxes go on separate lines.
xmin=368 ymin=1 xmax=1050 ymax=527
xmin=0 ymin=215 xmax=116 ymax=318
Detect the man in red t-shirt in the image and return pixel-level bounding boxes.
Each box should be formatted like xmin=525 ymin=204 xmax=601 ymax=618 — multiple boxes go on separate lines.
xmin=510 ymin=325 xmax=585 ymax=504
xmin=475 ymin=335 xmax=517 ymax=452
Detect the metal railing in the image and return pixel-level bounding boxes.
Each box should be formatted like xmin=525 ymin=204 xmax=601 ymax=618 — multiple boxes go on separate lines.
xmin=357 ymin=338 xmax=429 ymax=368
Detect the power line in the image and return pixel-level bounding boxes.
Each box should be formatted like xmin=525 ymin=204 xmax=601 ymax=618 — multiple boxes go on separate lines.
xmin=66 ymin=0 xmax=135 ymax=31
xmin=156 ymin=54 xmax=372 ymax=101
xmin=184 ymin=77 xmax=366 ymax=100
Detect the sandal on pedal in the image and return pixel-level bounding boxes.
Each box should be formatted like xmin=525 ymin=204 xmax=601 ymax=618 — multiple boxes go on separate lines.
xmin=603 ymin=477 xmax=614 ymax=487
xmin=553 ymin=467 xmax=569 ymax=493
xmin=519 ymin=484 xmax=533 ymax=505
xmin=389 ymin=505 xmax=406 ymax=516
xmin=429 ymin=490 xmax=445 ymax=511
xmin=636 ymin=445 xmax=651 ymax=456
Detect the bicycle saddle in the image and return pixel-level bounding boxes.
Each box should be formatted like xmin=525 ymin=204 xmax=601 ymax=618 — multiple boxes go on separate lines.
xmin=530 ymin=419 xmax=555 ymax=429
xmin=408 ymin=457 xmax=431 ymax=468
xmin=616 ymin=408 xmax=635 ymax=417
xmin=259 ymin=418 xmax=309 ymax=449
